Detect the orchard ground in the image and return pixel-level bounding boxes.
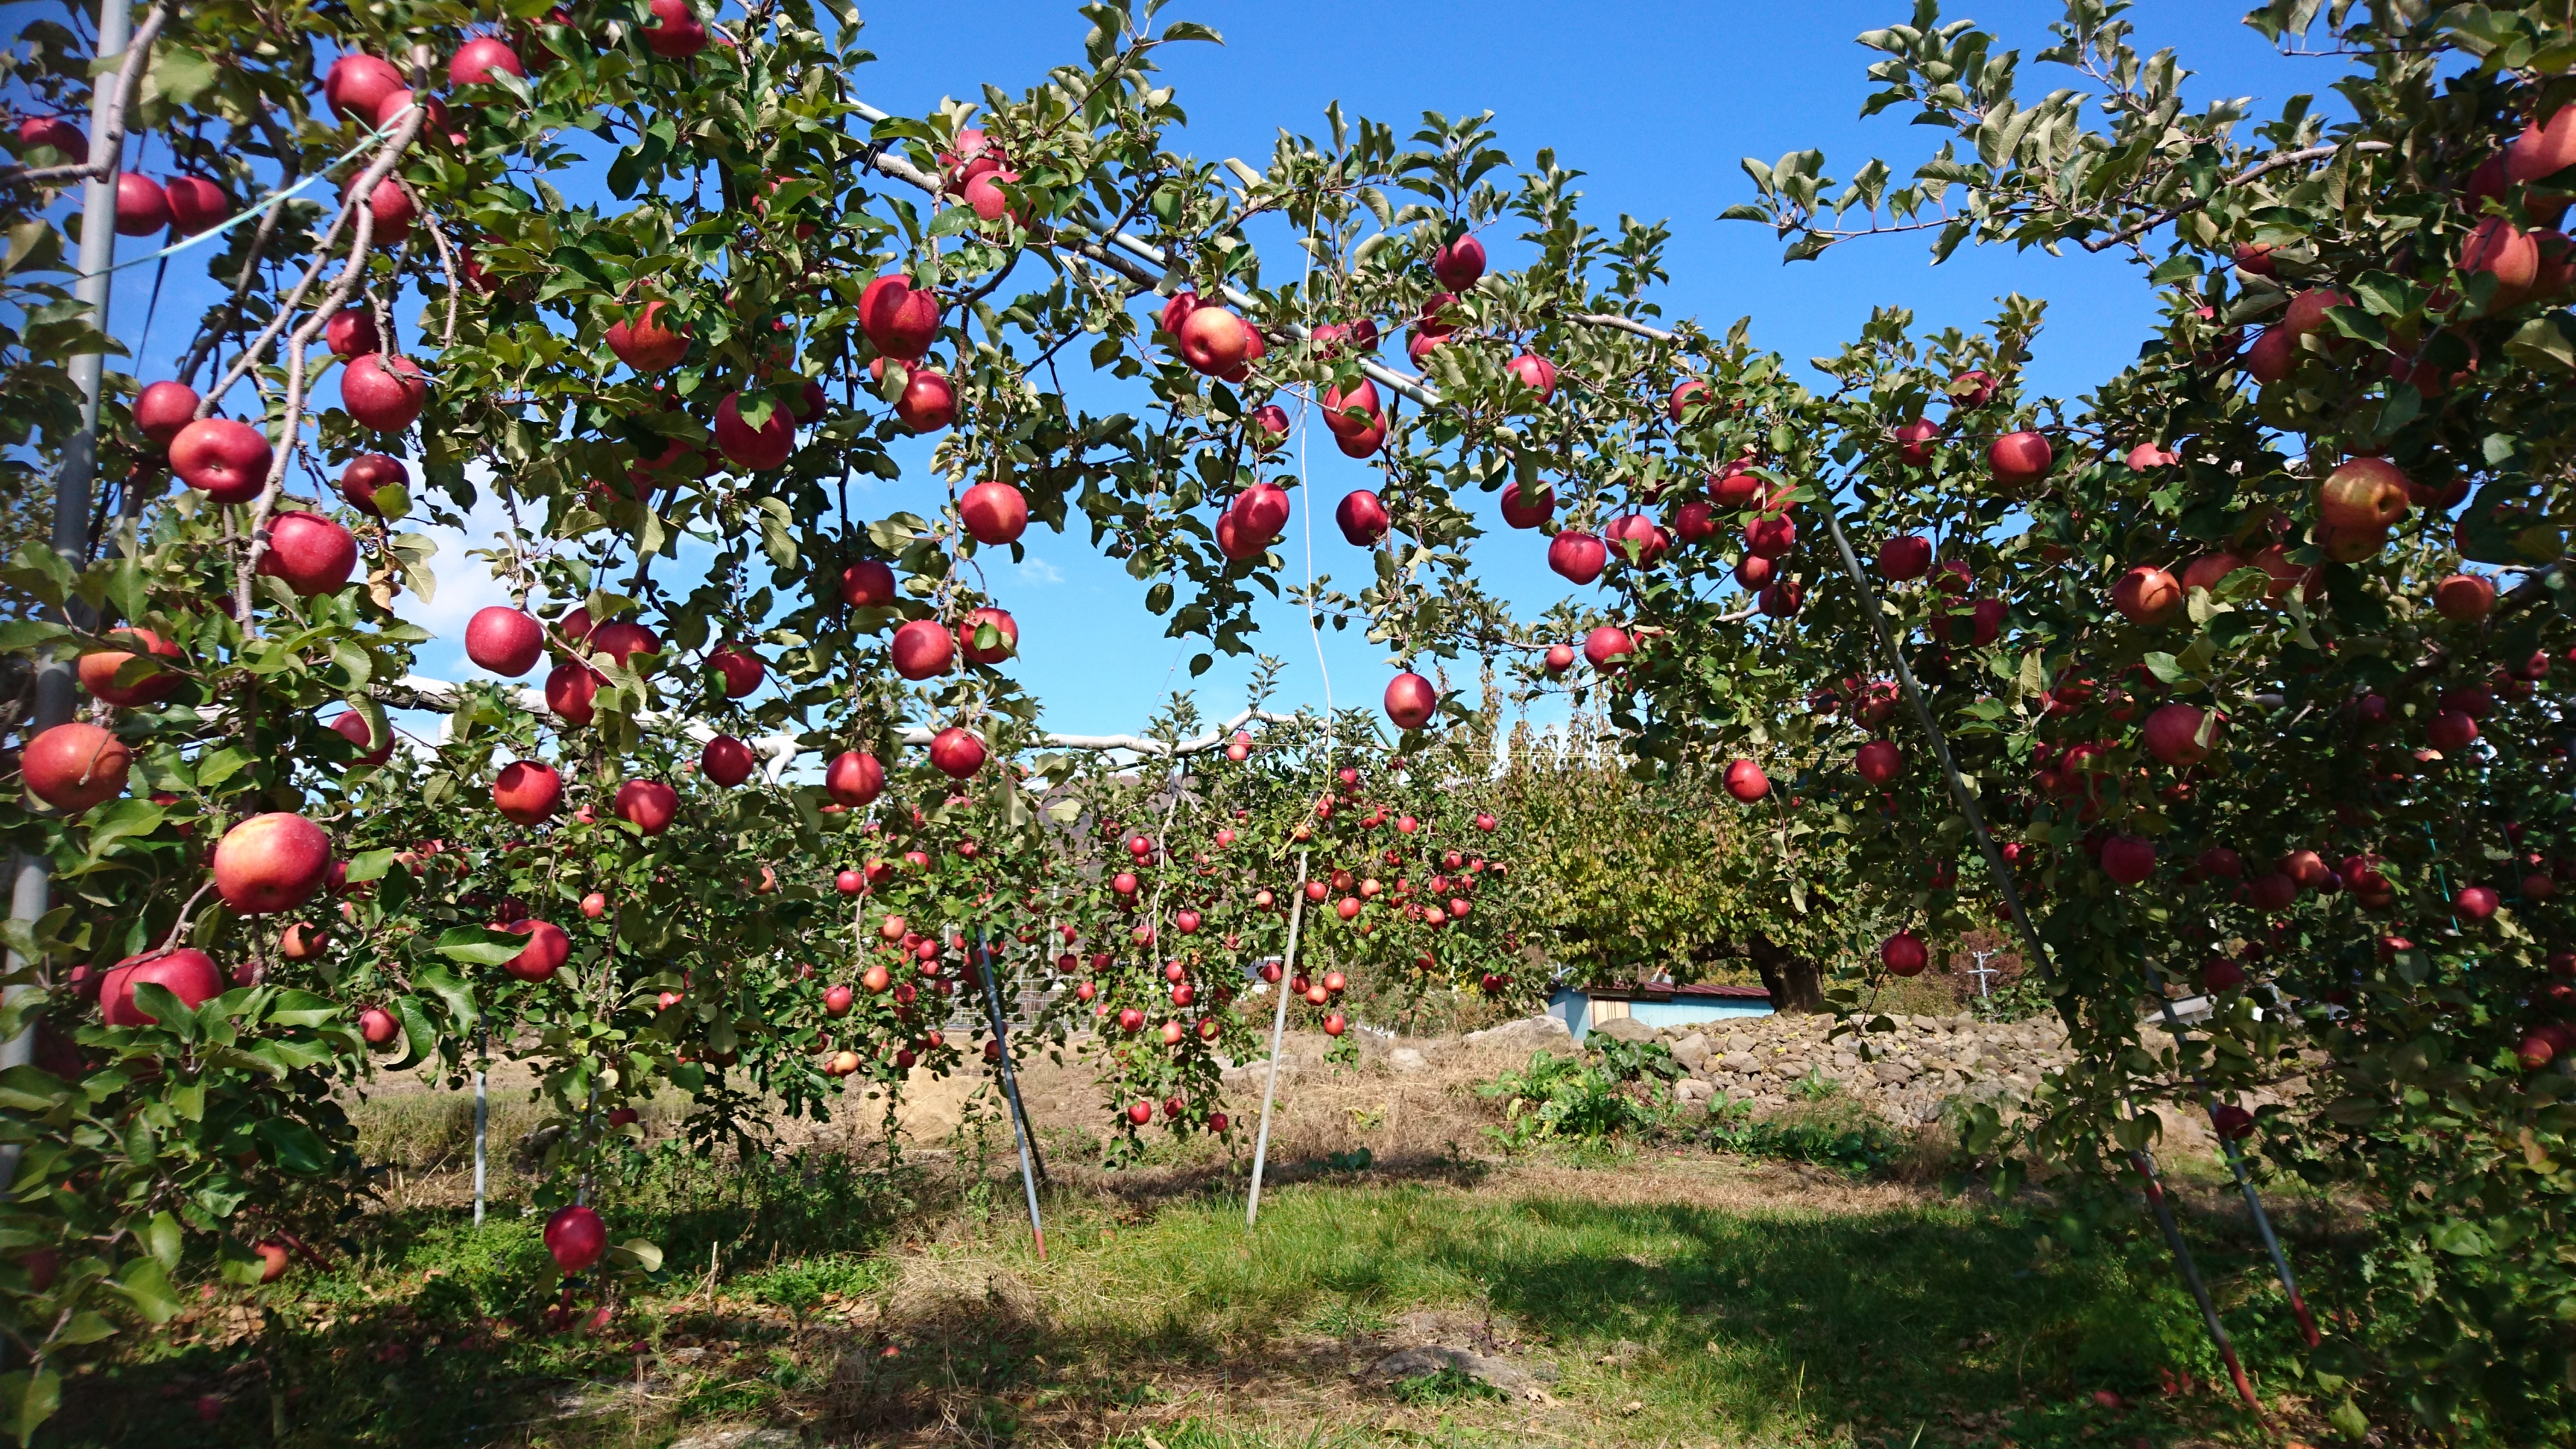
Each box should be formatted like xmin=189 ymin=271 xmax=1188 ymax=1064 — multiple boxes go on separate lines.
xmin=58 ymin=1026 xmax=2339 ymax=1449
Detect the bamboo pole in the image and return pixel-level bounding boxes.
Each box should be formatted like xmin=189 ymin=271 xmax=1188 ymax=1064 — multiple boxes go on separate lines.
xmin=973 ymin=929 xmax=1046 ymax=1259
xmin=1246 ymin=850 xmax=1313 ymax=1228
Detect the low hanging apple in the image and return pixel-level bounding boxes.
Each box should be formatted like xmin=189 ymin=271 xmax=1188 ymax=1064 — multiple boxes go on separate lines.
xmin=24 ymin=722 xmax=137 ymax=813
xmin=211 ymin=812 xmax=333 ymax=914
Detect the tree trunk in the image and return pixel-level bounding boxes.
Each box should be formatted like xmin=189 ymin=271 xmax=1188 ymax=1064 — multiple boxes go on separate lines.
xmin=1746 ymin=933 xmax=1824 ymax=1014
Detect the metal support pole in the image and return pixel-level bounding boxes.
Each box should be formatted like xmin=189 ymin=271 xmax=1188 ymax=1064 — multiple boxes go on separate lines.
xmin=973 ymin=930 xmax=1046 ymax=1260
xmin=2 ymin=0 xmax=132 ymax=1179
xmin=1246 ymin=849 xmax=1312 ymax=1229
xmin=2151 ymin=989 xmax=2321 ymax=1347
xmin=472 ymin=1031 xmax=489 ymax=1228
xmin=1816 ymin=499 xmax=2260 ymax=1403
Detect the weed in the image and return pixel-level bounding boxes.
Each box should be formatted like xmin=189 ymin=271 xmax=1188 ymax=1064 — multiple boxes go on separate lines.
xmin=1389 ymin=1363 xmax=1507 ymax=1405
xmin=1477 ymin=1046 xmax=1673 ymax=1150
xmin=1705 ymin=1097 xmax=1907 ymax=1177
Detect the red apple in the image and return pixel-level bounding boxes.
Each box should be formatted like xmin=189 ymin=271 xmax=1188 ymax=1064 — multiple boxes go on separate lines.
xmin=78 ymin=628 xmax=183 ymax=707
xmin=1759 ymin=579 xmax=1805 ymax=618
xmin=466 ymin=606 xmax=543 ymax=676
xmin=2111 ymin=566 xmax=2182 ymax=625
xmin=2143 ymin=703 xmax=2218 ymax=767
xmin=323 ymin=307 xmax=379 ymax=359
xmin=14 ymin=115 xmax=85 ymax=163
xmin=840 ymin=559 xmax=897 ymax=608
xmin=544 ymin=662 xmax=598 ymax=725
xmin=1548 ymin=531 xmax=1607 ymax=585
xmin=2434 ymin=574 xmax=2496 ymax=622
xmin=1543 ymin=643 xmax=1574 ymax=673
xmin=1336 ymin=490 xmax=1391 ymax=546
xmin=959 ymin=480 xmax=1028 ymax=545
xmin=960 ymin=606 xmax=1017 ymax=665
xmin=1604 ymin=514 xmax=1670 ymax=567
xmin=334 ymin=452 xmax=405 ymax=516
xmin=257 ymin=511 xmax=357 ymax=596
xmin=2427 ymin=710 xmax=2479 ymax=752
xmin=2100 ymin=834 xmax=2156 ymax=885
xmin=825 ymin=751 xmax=885 ymax=806
xmin=1880 ymin=932 xmax=1927 ymax=975
xmin=1878 ymin=535 xmax=1932 ymax=580
xmin=861 ymin=274 xmax=941 ymax=360
xmin=1250 ymin=403 xmax=1291 ymax=451
xmin=490 ymin=761 xmax=561 ymax=824
xmin=330 ymin=710 xmax=392 ymax=765
xmin=2208 ymin=1104 xmax=2255 ymax=1140
xmin=2318 ymin=457 xmax=2412 ymax=532
xmin=170 ymin=418 xmax=272 ymax=503
xmin=895 ymin=368 xmax=957 ymax=431
xmin=1176 ymin=306 xmax=1252 ymax=376
xmin=113 ymin=172 xmax=168 ymax=235
xmin=543 ymin=1204 xmax=605 ymax=1275
xmin=448 ymin=36 xmax=527 ymax=87
xmin=612 ymin=780 xmax=678 ymax=834
xmin=643 ymin=0 xmax=710 ymax=57
xmin=341 ymin=353 xmax=426 ymax=433
xmin=1948 ymin=370 xmax=1998 ymax=407
xmin=1855 ymin=740 xmax=1902 ymax=785
xmin=326 ymin=53 xmax=406 ymax=123
xmin=1987 ymin=431 xmax=2052 ymax=490
xmin=1432 ymin=233 xmax=1486 ymax=289
xmin=1743 ymin=514 xmax=1794 ymax=559
xmin=1505 ymin=352 xmax=1556 ymax=402
xmin=1894 ymin=418 xmax=1939 ymax=464
xmin=1723 ymin=759 xmax=1769 ymax=802
xmin=502 ymin=920 xmax=569 ymax=982
xmin=22 ymin=722 xmax=129 ymax=812
xmin=1384 ymin=672 xmax=1437 ymax=731
xmin=708 ymin=645 xmax=764 ymax=697
xmin=1582 ymin=626 xmax=1633 ymax=669
xmin=134 ymin=380 xmax=199 ymax=445
xmin=700 ymin=735 xmax=756 ymax=788
xmin=712 ymin=390 xmax=794 ymax=471
xmin=892 ymin=618 xmax=956 ymax=679
xmin=605 ymin=301 xmax=690 ymax=372
xmin=1735 ymin=555 xmax=1775 ymax=591
xmin=212 ymin=812 xmax=332 ymax=914
xmin=930 ymin=727 xmax=987 ymax=779
xmin=2457 ymin=885 xmax=2500 ymax=921
xmin=99 ymin=948 xmax=223 ymax=1027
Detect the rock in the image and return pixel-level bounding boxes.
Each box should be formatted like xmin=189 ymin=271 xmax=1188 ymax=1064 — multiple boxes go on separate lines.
xmin=1671 ymin=1031 xmax=1711 ymax=1072
xmin=1720 ymin=1051 xmax=1759 ymax=1073
xmin=1466 ymin=1015 xmax=1573 ymax=1049
xmin=1674 ymin=1078 xmax=1715 ymax=1106
xmin=1389 ymin=1047 xmax=1427 ymax=1074
xmin=1367 ymin=1344 xmax=1551 ymax=1399
xmin=1589 ymin=1016 xmax=1658 ymax=1044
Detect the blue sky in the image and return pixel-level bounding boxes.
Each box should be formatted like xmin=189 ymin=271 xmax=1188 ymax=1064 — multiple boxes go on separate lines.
xmin=88 ymin=1 xmax=2322 ymax=740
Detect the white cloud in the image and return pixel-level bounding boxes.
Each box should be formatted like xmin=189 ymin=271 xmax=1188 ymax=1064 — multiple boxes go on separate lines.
xmin=1018 ymin=556 xmax=1065 ymax=586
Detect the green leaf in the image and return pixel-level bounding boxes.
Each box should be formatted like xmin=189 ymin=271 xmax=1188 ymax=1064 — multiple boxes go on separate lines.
xmin=0 ymin=1367 xmax=62 ymax=1443
xmin=253 ymin=1118 xmax=332 ymax=1175
xmin=435 ymin=925 xmax=527 ymax=966
xmin=144 ymin=1211 xmax=182 ymax=1270
xmin=342 ymin=848 xmax=400 ymax=883
xmin=79 ymin=798 xmax=166 ymax=865
xmin=608 ymin=1238 xmax=664 ymax=1273
xmin=109 ymin=1257 xmax=180 ymax=1324
xmin=2428 ymin=1219 xmax=2491 ymax=1256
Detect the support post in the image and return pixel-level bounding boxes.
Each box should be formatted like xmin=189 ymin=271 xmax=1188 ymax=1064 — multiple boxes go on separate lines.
xmin=2151 ymin=989 xmax=2320 ymax=1346
xmin=472 ymin=1030 xmax=489 ymax=1228
xmin=1816 ymin=499 xmax=2261 ymax=1406
xmin=973 ymin=929 xmax=1046 ymax=1260
xmin=1 ymin=0 xmax=133 ymax=1177
xmin=1246 ymin=849 xmax=1312 ymax=1229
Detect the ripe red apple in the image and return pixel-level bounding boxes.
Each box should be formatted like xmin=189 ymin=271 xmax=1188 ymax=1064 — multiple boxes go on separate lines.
xmin=15 ymin=115 xmax=85 ymax=164
xmin=1880 ymin=932 xmax=1927 ymax=976
xmin=2427 ymin=710 xmax=2479 ymax=752
xmin=1878 ymin=535 xmax=1932 ymax=580
xmin=2111 ymin=566 xmax=2182 ymax=625
xmin=2200 ymin=958 xmax=2245 ymax=993
xmin=1947 ymin=370 xmax=1998 ymax=408
xmin=2100 ymin=834 xmax=2156 ymax=885
xmin=1582 ymin=626 xmax=1633 ymax=670
xmin=1987 ymin=431 xmax=2053 ymax=490
xmin=2318 ymin=457 xmax=2412 ymax=531
xmin=459 ymin=606 xmax=541 ymax=677
xmin=1758 ymin=579 xmax=1805 ymax=618
xmin=1667 ymin=378 xmax=1711 ymax=421
xmin=700 ymin=735 xmax=756 ymax=788
xmin=840 ymin=559 xmax=897 ymax=609
xmin=1892 ymin=418 xmax=1939 ymax=465
xmin=1320 ymin=378 xmax=1382 ymax=435
xmin=1723 ymin=759 xmax=1770 ymax=803
xmin=612 ymin=780 xmax=678 ymax=834
xmin=333 ymin=452 xmax=405 ymax=516
xmin=545 ymin=662 xmax=598 ymax=725
xmin=892 ymin=618 xmax=956 ymax=679
xmin=930 ymin=727 xmax=987 ymax=779
xmin=1735 ymin=555 xmax=1775 ymax=592
xmin=949 ymin=480 xmax=1032 ymax=548
xmin=1336 ymin=490 xmax=1390 ymax=546
xmin=1743 ymin=514 xmax=1795 ymax=559
xmin=501 ymin=920 xmax=569 ymax=982
xmin=712 ymin=390 xmax=794 ymax=471
xmin=708 ymin=644 xmax=764 ymax=697
xmin=1499 ymin=480 xmax=1554 ymax=529
xmin=323 ymin=306 xmax=379 ymax=359
xmin=1250 ymin=403 xmax=1291 ymax=451
xmin=22 ymin=722 xmax=130 ymax=812
xmin=2126 ymin=441 xmax=2180 ymax=470
xmin=1604 ymin=514 xmax=1670 ymax=567
xmin=543 ymin=1204 xmax=605 ymax=1275
xmin=2143 ymin=704 xmax=2218 ymax=767
xmin=1543 ymin=643 xmax=1575 ymax=673
xmin=1432 ymin=233 xmax=1486 ymax=289
xmin=1177 ymin=306 xmax=1253 ymax=376
xmin=895 ymin=368 xmax=957 ymax=431
xmin=585 ymin=621 xmax=659 ymax=671
xmin=449 ymin=36 xmax=527 ymax=87
xmin=643 ymin=0 xmax=710 ymax=56
xmin=825 ymin=751 xmax=884 ymax=806
xmin=79 ymin=628 xmax=182 ymax=707
xmin=1855 ymin=740 xmax=1902 ymax=785
xmin=605 ymin=301 xmax=690 ymax=372
xmin=960 ymin=606 xmax=1017 ymax=665
xmin=330 ymin=711 xmax=392 ymax=765
xmin=170 ymin=418 xmax=272 ymax=503
xmin=1505 ymin=352 xmax=1556 ymax=402
xmin=2208 ymin=1104 xmax=2255 ymax=1140
xmin=860 ymin=274 xmax=941 ymax=360
xmin=99 ymin=948 xmax=223 ymax=1027
xmin=341 ymin=353 xmax=426 ymax=433
xmin=2457 ymin=885 xmax=2500 ymax=921
xmin=325 ymin=53 xmax=406 ymax=123
xmin=2198 ymin=847 xmax=2244 ymax=879
xmin=258 ymin=511 xmax=357 ymax=596
xmin=134 ymin=380 xmax=200 ymax=446
xmin=213 ymin=812 xmax=331 ymax=914
xmin=1384 ymin=672 xmax=1437 ymax=731
xmin=1548 ymin=531 xmax=1607 ymax=585
xmin=111 ymin=172 xmax=168 ymax=235
xmin=2433 ymin=573 xmax=2496 ymax=622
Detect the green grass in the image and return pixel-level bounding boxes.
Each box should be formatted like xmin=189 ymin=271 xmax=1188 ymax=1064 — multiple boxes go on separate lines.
xmin=46 ymin=1152 xmax=2320 ymax=1448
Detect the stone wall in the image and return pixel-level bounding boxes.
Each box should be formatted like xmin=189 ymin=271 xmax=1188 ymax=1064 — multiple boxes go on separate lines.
xmin=1589 ymin=1009 xmax=2072 ymax=1126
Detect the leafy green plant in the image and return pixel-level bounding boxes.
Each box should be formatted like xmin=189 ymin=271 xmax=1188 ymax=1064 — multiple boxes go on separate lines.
xmin=1478 ymin=1049 xmax=1672 ymax=1150
xmin=1705 ymin=1097 xmax=1905 ymax=1178
xmin=1389 ymin=1363 xmax=1507 ymax=1406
